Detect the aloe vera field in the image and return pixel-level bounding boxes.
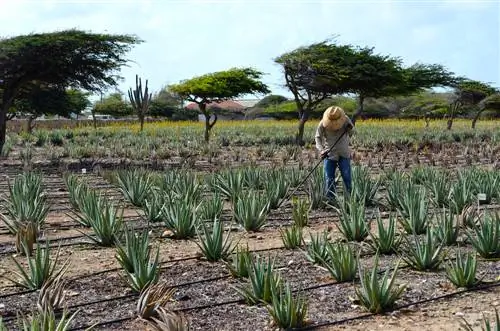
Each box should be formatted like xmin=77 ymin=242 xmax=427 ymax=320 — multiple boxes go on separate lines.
xmin=0 ymin=118 xmax=499 ymax=331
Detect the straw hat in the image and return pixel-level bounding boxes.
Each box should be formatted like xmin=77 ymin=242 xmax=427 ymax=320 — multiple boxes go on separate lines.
xmin=322 ymin=106 xmax=348 ymax=131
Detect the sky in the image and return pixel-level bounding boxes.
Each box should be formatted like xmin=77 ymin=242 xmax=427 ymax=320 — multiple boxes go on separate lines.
xmin=0 ymin=0 xmax=499 ymax=102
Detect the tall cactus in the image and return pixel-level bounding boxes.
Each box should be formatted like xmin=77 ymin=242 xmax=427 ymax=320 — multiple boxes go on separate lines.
xmin=128 ymin=74 xmax=152 ymax=131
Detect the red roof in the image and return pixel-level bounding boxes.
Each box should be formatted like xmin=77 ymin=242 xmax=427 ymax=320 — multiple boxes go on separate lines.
xmin=185 ymin=100 xmax=246 ymax=111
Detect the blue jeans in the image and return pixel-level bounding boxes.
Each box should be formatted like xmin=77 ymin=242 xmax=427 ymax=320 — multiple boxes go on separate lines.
xmin=324 ymin=157 xmax=352 ymax=198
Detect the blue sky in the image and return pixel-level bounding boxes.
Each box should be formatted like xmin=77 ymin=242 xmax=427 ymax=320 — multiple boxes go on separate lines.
xmin=1 ymin=0 xmax=498 ymax=102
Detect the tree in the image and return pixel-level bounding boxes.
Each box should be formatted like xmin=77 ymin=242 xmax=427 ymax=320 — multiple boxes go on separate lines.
xmin=451 ymin=80 xmax=497 ymax=128
xmin=0 ymin=29 xmax=142 ymax=152
xmin=11 ymin=85 xmax=90 ymax=133
xmin=274 ymin=40 xmax=354 ymax=145
xmin=149 ymin=88 xmax=183 ymax=118
xmin=93 ymin=92 xmax=133 ymax=118
xmin=253 ymin=94 xmax=288 ymax=109
xmin=169 ymin=68 xmax=270 ymax=142
xmin=128 ymin=74 xmax=152 ymax=131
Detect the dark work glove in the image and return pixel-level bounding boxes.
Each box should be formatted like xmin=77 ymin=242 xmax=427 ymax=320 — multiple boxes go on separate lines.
xmin=321 ymin=150 xmax=329 ymax=159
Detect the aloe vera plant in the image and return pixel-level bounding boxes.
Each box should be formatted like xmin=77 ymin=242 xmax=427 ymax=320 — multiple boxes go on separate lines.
xmin=64 ymin=173 xmax=90 ymax=212
xmin=291 ymin=196 xmax=310 ymax=227
xmin=115 ymin=168 xmax=155 ymax=207
xmin=198 ymin=193 xmax=223 ymax=222
xmin=234 ymin=256 xmax=282 ymax=305
xmin=355 ymin=254 xmax=406 ymax=313
xmin=136 ymin=282 xmax=176 ymax=319
xmin=424 ymin=169 xmax=452 ymax=208
xmin=466 ymin=212 xmax=500 ymax=258
xmin=233 ymin=192 xmax=270 ymax=232
xmin=115 ymin=228 xmax=152 ymax=273
xmin=318 ymin=242 xmax=358 ymax=282
xmin=335 ymin=196 xmax=370 ymax=242
xmin=264 ymin=170 xmax=289 ymax=209
xmin=280 ymin=225 xmax=303 ymax=249
xmin=226 ymin=244 xmax=253 ymax=278
xmin=307 ymin=166 xmax=327 ymax=210
xmin=304 ymin=230 xmax=330 ymax=265
xmin=36 ymin=273 xmax=67 ymax=313
xmin=397 ymin=185 xmax=429 ymax=235
xmin=460 ymin=308 xmax=500 ymax=331
xmin=368 ymin=212 xmax=401 ymax=255
xmin=449 ymin=172 xmax=475 ymax=214
xmin=143 ymin=190 xmax=166 ymax=223
xmin=445 ymin=249 xmax=478 ymax=288
xmin=162 ymin=200 xmax=199 ymax=239
xmin=266 ymin=282 xmax=308 ymax=329
xmin=1 ymin=172 xmax=49 ymax=235
xmin=212 ymin=170 xmax=245 ymax=203
xmin=351 ymin=165 xmax=381 ymax=206
xmin=433 ymin=208 xmax=459 ymax=246
xmin=195 ymin=218 xmax=235 ymax=262
xmin=147 ymin=307 xmax=190 ymax=331
xmin=402 ymin=229 xmax=443 ymax=271
xmin=5 ymin=241 xmax=70 ymax=290
xmin=16 ymin=307 xmax=81 ymax=331
xmin=80 ymin=199 xmax=124 ymax=246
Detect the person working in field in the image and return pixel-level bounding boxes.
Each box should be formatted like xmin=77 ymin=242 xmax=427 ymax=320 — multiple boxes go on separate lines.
xmin=315 ymin=106 xmax=354 ymax=200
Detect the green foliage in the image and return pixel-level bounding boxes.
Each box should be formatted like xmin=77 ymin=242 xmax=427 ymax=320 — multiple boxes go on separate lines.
xmin=226 ymin=244 xmax=253 ymax=279
xmin=445 ymin=249 xmax=478 ymax=288
xmin=11 ymin=84 xmax=91 ymax=120
xmin=162 ymin=201 xmax=199 ymax=239
xmin=280 ymin=225 xmax=303 ymax=249
xmin=402 ymin=229 xmax=443 ymax=271
xmin=368 ymin=212 xmax=401 ymax=255
xmin=254 ymin=94 xmax=288 ymax=108
xmin=115 ymin=168 xmax=155 ymax=208
xmin=195 ymin=218 xmax=235 ymax=262
xmin=335 ymin=196 xmax=370 ymax=242
xmin=433 ymin=208 xmax=459 ymax=246
xmin=234 ymin=256 xmax=282 ymax=305
xmin=304 ymin=231 xmax=331 ymax=265
xmin=460 ymin=308 xmax=500 ymax=331
xmin=355 ymin=254 xmax=406 ymax=314
xmin=397 ymin=185 xmax=429 ymax=235
xmin=291 ymin=196 xmax=310 ymax=227
xmin=0 ymin=172 xmax=49 ymax=235
xmin=4 ymin=241 xmax=69 ymax=290
xmin=115 ymin=228 xmax=160 ymax=293
xmin=466 ymin=212 xmax=500 ymax=259
xmin=318 ymin=242 xmax=358 ymax=282
xmin=79 ymin=198 xmax=124 ymax=246
xmin=350 ymin=164 xmax=381 ymax=206
xmin=93 ymin=92 xmax=133 ymax=117
xmin=169 ymin=68 xmax=270 ymax=102
xmin=232 ymin=192 xmax=270 ymax=232
xmin=14 ymin=307 xmax=81 ymax=331
xmin=265 ymin=282 xmax=308 ymax=329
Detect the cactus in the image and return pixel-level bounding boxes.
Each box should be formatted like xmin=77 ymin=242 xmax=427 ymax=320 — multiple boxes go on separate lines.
xmin=128 ymin=74 xmax=152 ymax=131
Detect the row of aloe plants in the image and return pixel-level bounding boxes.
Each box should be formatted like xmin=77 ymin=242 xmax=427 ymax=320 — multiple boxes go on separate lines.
xmin=0 ymin=172 xmax=50 ymax=255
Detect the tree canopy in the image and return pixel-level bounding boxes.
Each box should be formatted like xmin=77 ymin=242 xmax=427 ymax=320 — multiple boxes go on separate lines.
xmin=274 ymin=39 xmax=460 ymax=143
xmin=169 ymin=67 xmax=270 ymax=142
xmin=93 ymin=92 xmax=133 ymax=118
xmin=0 ymin=29 xmax=142 ymax=151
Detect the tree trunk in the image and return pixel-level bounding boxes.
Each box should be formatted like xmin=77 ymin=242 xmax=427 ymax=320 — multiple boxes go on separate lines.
xmin=295 ymin=110 xmax=309 ymax=146
xmin=471 ymin=109 xmax=483 ymax=129
xmin=447 ymin=117 xmax=453 ymax=130
xmin=352 ymin=94 xmax=365 ymax=124
xmin=27 ymin=116 xmax=36 ymax=134
xmin=139 ymin=113 xmax=144 ymax=131
xmin=0 ymin=109 xmax=6 ymax=156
